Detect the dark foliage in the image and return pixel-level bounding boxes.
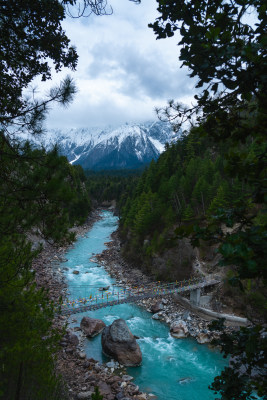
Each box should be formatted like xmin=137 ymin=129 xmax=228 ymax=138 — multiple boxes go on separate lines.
xmin=0 ymin=0 xmax=78 ymax=126
xmin=86 ymin=171 xmax=140 ymax=211
xmin=0 ymin=137 xmax=91 ymax=399
xmin=146 ymin=1 xmax=267 ymax=398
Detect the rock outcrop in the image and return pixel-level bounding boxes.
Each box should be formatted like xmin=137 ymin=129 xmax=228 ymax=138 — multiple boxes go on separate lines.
xmin=80 ymin=316 xmax=106 ymax=338
xmin=101 ymin=319 xmax=142 ymax=366
xmin=170 ymin=320 xmax=189 ymax=339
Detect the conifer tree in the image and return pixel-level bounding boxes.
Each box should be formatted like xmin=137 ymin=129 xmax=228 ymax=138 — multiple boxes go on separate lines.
xmin=148 ymin=1 xmax=266 ymax=397
xmin=183 ymin=204 xmax=194 ymax=221
xmin=207 ymin=185 xmax=227 ymax=218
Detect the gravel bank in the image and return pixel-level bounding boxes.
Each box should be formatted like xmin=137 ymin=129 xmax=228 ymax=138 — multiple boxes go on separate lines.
xmin=95 ymin=230 xmax=237 ymax=345
xmin=32 ymin=209 xmax=151 ymax=400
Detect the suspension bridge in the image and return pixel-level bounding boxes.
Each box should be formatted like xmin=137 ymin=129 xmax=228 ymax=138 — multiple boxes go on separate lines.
xmin=59 ymin=278 xmax=220 ymax=316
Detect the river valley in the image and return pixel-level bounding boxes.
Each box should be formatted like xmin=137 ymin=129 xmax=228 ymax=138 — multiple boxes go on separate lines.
xmin=61 ymin=210 xmax=226 ymax=400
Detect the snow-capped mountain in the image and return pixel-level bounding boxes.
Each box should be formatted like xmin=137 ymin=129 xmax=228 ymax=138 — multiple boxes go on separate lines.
xmin=18 ymin=121 xmax=180 ymax=170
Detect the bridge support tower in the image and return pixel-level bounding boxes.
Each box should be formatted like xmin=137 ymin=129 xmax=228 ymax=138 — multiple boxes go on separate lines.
xmin=190 ymin=288 xmax=201 ymax=306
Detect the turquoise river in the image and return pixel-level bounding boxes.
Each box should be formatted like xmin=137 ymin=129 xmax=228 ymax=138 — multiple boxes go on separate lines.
xmin=61 ymin=210 xmax=226 ymax=400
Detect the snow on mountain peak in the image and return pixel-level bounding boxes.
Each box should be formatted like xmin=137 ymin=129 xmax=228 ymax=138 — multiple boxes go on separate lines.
xmin=17 ymin=121 xmax=181 ymax=170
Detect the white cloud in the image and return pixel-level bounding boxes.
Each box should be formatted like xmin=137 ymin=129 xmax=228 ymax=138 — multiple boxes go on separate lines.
xmin=36 ymin=0 xmax=196 ymax=129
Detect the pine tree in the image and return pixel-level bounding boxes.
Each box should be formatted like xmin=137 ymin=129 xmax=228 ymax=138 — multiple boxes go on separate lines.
xmin=207 ymin=185 xmax=227 ymax=217
xmin=183 ymin=204 xmax=194 ymax=221
xmin=192 ymin=176 xmax=210 ymax=215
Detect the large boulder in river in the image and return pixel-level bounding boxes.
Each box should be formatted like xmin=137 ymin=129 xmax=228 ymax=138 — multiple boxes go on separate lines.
xmin=101 ymin=319 xmax=142 ymax=366
xmin=170 ymin=320 xmax=189 ymax=339
xmin=80 ymin=316 xmax=106 ymax=338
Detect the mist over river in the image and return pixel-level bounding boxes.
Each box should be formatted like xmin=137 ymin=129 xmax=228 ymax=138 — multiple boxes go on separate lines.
xmin=61 ymin=210 xmax=226 ymax=400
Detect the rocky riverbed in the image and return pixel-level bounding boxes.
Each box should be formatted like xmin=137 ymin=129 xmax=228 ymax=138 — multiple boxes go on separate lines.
xmin=95 ymin=230 xmax=236 ymax=345
xmin=32 ymin=209 xmax=153 ymax=400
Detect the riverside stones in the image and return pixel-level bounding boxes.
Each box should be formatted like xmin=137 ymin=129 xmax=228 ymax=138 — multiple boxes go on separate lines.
xmin=170 ymin=320 xmax=189 ymax=339
xmin=196 ymin=332 xmax=210 ymax=344
xmin=77 ymin=391 xmax=93 ymax=399
xmin=65 ymin=332 xmax=79 ymax=347
xmin=80 ymin=316 xmax=106 ymax=338
xmin=150 ymin=300 xmax=164 ymax=313
xmin=101 ymin=319 xmax=142 ymax=366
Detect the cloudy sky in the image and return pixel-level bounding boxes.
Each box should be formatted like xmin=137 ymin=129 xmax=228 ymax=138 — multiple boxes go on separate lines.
xmin=36 ymin=0 xmax=197 ymax=129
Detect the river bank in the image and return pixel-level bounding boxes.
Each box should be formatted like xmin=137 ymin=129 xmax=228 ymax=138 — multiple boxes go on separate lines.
xmin=32 ymin=209 xmax=151 ymax=400
xmin=31 ymin=207 xmax=242 ymax=400
xmin=95 ymin=230 xmax=238 ymax=345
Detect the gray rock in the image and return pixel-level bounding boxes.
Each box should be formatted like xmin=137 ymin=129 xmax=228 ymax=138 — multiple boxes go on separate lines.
xmin=106 ymin=360 xmax=116 ymax=368
xmin=151 ymin=301 xmax=164 ymax=313
xmin=170 ymin=320 xmax=189 ymax=339
xmin=106 ymin=360 xmax=120 ymax=369
xmin=101 ymin=319 xmax=142 ymax=366
xmin=122 ymin=375 xmax=133 ymax=381
xmin=94 ymin=363 xmax=102 ymax=372
xmin=74 ymin=326 xmax=81 ymax=332
xmin=80 ymin=316 xmax=106 ymax=338
xmin=182 ymin=311 xmax=191 ymax=320
xmin=127 ymin=383 xmax=139 ymax=394
xmin=66 ymin=332 xmax=79 ymax=347
xmin=76 ymin=391 xmax=92 ymax=399
xmin=197 ymin=332 xmax=210 ymax=344
xmin=99 ymin=286 xmax=110 ymax=291
xmin=97 ymin=381 xmax=113 ymax=396
xmin=115 ymin=392 xmax=125 ymax=400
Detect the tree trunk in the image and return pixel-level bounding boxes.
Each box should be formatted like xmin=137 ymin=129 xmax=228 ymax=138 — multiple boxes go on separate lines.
xmin=15 ymin=361 xmax=23 ymax=400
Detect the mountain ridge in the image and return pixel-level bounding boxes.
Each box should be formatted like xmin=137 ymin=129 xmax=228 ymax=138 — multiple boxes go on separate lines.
xmin=18 ymin=121 xmax=180 ymax=170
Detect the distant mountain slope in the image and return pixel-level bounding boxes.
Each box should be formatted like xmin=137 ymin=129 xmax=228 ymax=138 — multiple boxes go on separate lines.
xmin=18 ymin=121 xmax=180 ymax=170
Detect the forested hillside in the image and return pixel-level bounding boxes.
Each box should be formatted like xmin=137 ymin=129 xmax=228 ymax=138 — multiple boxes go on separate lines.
xmin=120 ymin=0 xmax=267 ymax=396
xmin=0 ymin=137 xmax=91 ymax=399
xmin=119 ymin=112 xmax=266 ymax=398
xmin=86 ymin=170 xmax=140 ymax=209
xmin=119 ymin=129 xmax=248 ymax=277
xmin=0 ymin=0 xmax=94 ymax=397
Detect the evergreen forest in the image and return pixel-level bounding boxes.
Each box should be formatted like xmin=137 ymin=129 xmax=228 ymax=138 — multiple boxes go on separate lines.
xmin=0 ymin=0 xmax=266 ymax=399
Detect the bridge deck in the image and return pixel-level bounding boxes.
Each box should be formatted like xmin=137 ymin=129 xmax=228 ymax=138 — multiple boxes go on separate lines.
xmin=59 ymin=279 xmax=220 ymax=316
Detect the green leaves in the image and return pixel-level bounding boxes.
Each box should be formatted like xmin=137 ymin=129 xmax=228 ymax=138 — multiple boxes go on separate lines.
xmin=146 ymin=2 xmax=267 ymax=399
xmin=205 ymin=26 xmax=221 ymax=40
xmin=149 ymin=0 xmax=267 ymax=149
xmin=0 ymin=0 xmax=78 ymax=123
xmin=209 ymin=325 xmax=267 ymax=399
xmin=0 ymin=232 xmax=65 ymax=399
xmin=0 ymin=138 xmax=91 ymax=398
